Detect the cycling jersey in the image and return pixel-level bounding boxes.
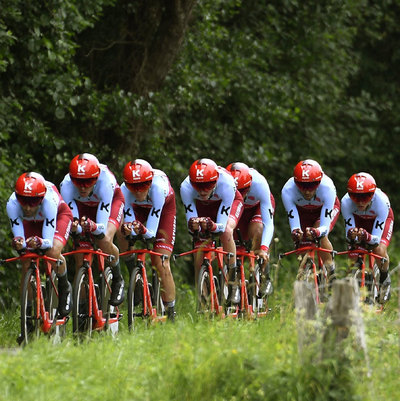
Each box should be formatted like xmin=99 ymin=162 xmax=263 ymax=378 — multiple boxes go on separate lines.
xmin=6 ymin=182 xmax=72 ymax=249
xmin=341 ymin=188 xmax=393 ymax=246
xmin=281 ymin=174 xmax=338 ymax=237
xmin=180 ymin=167 xmax=242 ymax=233
xmin=239 ymin=168 xmax=275 ymax=248
xmin=121 ymin=169 xmax=176 ymax=251
xmin=60 ymin=164 xmax=124 ymax=236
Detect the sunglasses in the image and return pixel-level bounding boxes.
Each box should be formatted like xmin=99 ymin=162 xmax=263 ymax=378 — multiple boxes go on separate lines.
xmin=126 ymin=181 xmax=152 ymax=192
xmin=71 ymin=177 xmax=98 ymax=188
xmin=190 ymin=180 xmax=217 ymax=192
xmin=295 ymin=180 xmax=321 ymax=191
xmin=16 ymin=194 xmax=44 ymax=207
xmin=349 ymin=192 xmax=374 ymax=203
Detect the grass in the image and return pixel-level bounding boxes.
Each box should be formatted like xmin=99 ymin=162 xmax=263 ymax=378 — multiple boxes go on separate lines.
xmin=0 ymin=257 xmax=399 ymax=401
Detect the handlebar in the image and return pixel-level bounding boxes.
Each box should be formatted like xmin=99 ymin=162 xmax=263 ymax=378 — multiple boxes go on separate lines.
xmin=0 ymin=252 xmax=60 ymax=265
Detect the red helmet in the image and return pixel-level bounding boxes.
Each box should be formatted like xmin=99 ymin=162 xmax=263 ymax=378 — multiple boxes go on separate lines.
xmin=123 ymin=159 xmax=154 ymax=192
xmin=15 ymin=172 xmax=46 ymax=207
xmin=226 ymin=162 xmax=252 ymax=192
xmin=347 ymin=172 xmax=376 ymax=203
xmin=293 ymin=159 xmax=323 ymax=191
xmin=69 ymin=153 xmax=100 ymax=188
xmin=189 ymin=158 xmax=219 ymax=192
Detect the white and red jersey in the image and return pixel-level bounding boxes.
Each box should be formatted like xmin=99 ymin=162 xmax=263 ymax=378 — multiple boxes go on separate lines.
xmin=180 ymin=167 xmax=237 ymax=233
xmin=281 ymin=174 xmax=337 ymax=237
xmin=341 ymin=188 xmax=391 ymax=245
xmin=242 ymin=168 xmax=274 ymax=248
xmin=6 ymin=182 xmax=63 ymax=249
xmin=121 ymin=169 xmax=174 ymax=240
xmin=60 ymin=164 xmax=118 ymax=236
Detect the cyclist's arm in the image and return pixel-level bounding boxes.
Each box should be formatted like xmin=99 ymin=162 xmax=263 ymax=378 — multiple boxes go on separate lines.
xmin=39 ymin=196 xmax=59 ymax=249
xmin=281 ymin=183 xmax=301 ymax=231
xmin=214 ymin=180 xmax=235 ymax=233
xmin=370 ymin=193 xmax=390 ymax=245
xmin=94 ymin=177 xmax=115 ymax=236
xmin=6 ymin=196 xmax=26 ymax=248
xmin=341 ymin=194 xmax=357 ymax=238
xmin=60 ymin=177 xmax=81 ymax=232
xmin=317 ymin=179 xmax=336 ymax=236
xmin=256 ymin=185 xmax=274 ymax=249
xmin=180 ymin=179 xmax=199 ymax=224
xmin=142 ymin=184 xmax=166 ymax=239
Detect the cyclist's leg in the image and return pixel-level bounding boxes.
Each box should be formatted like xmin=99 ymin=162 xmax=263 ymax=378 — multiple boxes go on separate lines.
xmin=373 ymin=243 xmax=391 ymax=303
xmin=98 ymin=221 xmax=125 ymax=306
xmin=46 ymin=238 xmax=72 ymax=317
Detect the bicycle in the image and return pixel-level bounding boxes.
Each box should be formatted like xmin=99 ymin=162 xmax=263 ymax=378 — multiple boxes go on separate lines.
xmin=0 ymin=252 xmax=69 ymax=345
xmin=231 ymin=231 xmax=271 ymax=318
xmin=63 ymin=235 xmax=120 ymax=336
xmin=337 ymin=243 xmax=386 ymax=307
xmin=173 ymin=233 xmax=231 ymax=317
xmin=279 ymin=239 xmax=335 ymax=304
xmin=119 ymin=236 xmax=167 ymax=331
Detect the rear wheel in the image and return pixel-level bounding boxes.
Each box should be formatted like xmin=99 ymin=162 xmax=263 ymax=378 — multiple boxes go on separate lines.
xmin=72 ymin=267 xmax=92 ymax=336
xmin=20 ymin=268 xmax=40 ymax=345
xmin=197 ymin=264 xmax=212 ymax=314
xmin=128 ymin=266 xmax=144 ymax=331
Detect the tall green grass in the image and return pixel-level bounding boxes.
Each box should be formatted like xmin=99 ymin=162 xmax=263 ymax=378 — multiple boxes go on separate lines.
xmin=0 ymin=284 xmax=398 ymax=401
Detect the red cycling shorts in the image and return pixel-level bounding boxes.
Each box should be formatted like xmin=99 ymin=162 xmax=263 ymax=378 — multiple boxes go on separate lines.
xmin=75 ymin=187 xmax=124 ymax=229
xmin=22 ymin=201 xmax=73 ymax=246
xmin=132 ymin=192 xmax=176 ymax=253
xmin=296 ymin=196 xmax=340 ymax=234
xmin=354 ymin=207 xmax=394 ymax=247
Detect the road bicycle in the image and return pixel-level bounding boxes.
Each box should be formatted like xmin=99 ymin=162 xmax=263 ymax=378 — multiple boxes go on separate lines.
xmin=0 ymin=252 xmax=69 ymax=345
xmin=63 ymin=235 xmax=120 ymax=337
xmin=337 ymin=243 xmax=386 ymax=307
xmin=230 ymin=234 xmax=271 ymax=319
xmin=119 ymin=236 xmax=166 ymax=331
xmin=174 ymin=233 xmax=231 ymax=317
xmin=279 ymin=239 xmax=335 ymax=304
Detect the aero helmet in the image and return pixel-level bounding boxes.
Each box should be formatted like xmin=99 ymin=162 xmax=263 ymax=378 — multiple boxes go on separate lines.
xmin=69 ymin=153 xmax=100 ymax=188
xmin=189 ymin=158 xmax=219 ymax=192
xmin=123 ymin=159 xmax=154 ymax=192
xmin=293 ymin=159 xmax=323 ymax=191
xmin=347 ymin=172 xmax=376 ymax=203
xmin=15 ymin=172 xmax=46 ymax=207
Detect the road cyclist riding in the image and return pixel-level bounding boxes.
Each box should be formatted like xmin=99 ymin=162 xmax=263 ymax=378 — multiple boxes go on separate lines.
xmin=6 ymin=172 xmax=73 ymax=344
xmin=339 ymin=172 xmax=394 ymax=306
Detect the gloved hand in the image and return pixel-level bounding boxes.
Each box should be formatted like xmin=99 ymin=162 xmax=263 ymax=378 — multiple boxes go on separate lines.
xmin=200 ymin=217 xmax=217 ymax=232
xmin=306 ymin=227 xmax=321 ymax=240
xmin=81 ymin=217 xmax=98 ymax=233
xmin=188 ymin=217 xmax=200 ymax=232
xmin=12 ymin=236 xmax=25 ymax=251
xmin=26 ymin=236 xmax=43 ymax=249
xmin=254 ymin=245 xmax=269 ymax=264
xmin=132 ymin=220 xmax=147 ymax=235
xmin=291 ymin=228 xmax=303 ymax=243
xmin=121 ymin=222 xmax=133 ymax=236
xmin=347 ymin=227 xmax=358 ymax=241
xmin=358 ymin=228 xmax=372 ymax=243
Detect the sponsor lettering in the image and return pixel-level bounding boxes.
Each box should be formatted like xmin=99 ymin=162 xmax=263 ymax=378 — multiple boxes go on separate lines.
xmin=151 ymin=208 xmax=161 ymax=218
xmin=10 ymin=218 xmax=19 ymax=227
xmin=184 ymin=204 xmax=193 ymax=213
xmin=375 ymin=220 xmax=384 ymax=230
xmin=45 ymin=218 xmax=55 ymax=228
xmin=221 ymin=205 xmax=230 ymax=216
xmin=100 ymin=202 xmax=110 ymax=213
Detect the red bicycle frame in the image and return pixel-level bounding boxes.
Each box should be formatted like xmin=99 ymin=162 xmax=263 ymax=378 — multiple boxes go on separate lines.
xmin=1 ymin=252 xmax=68 ymax=338
xmin=63 ymin=247 xmax=120 ymax=331
xmin=174 ymin=240 xmax=230 ymax=317
xmin=280 ymin=242 xmax=334 ymax=304
xmin=120 ymin=248 xmax=167 ymax=323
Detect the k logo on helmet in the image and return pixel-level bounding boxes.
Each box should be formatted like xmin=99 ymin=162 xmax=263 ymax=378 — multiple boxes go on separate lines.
xmin=24 ymin=182 xmax=33 ymax=192
xmin=355 ymin=177 xmax=364 ymax=190
xmin=301 ymin=166 xmax=310 ymax=179
xmin=196 ymin=169 xmax=204 ymax=178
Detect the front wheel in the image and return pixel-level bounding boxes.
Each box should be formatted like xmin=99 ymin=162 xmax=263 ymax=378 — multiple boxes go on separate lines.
xmin=128 ymin=266 xmax=144 ymax=331
xmin=20 ymin=268 xmax=40 ymax=345
xmin=46 ymin=271 xmax=66 ymax=338
xmin=197 ymin=264 xmax=212 ymax=314
xmin=152 ymin=268 xmax=165 ymax=317
xmin=101 ymin=266 xmax=118 ymax=333
xmin=318 ymin=265 xmax=328 ymax=303
xmin=248 ymin=264 xmax=263 ymax=313
xmin=72 ymin=267 xmax=92 ymax=336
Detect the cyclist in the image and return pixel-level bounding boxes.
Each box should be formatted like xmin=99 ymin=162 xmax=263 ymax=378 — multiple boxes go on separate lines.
xmin=6 ymin=172 xmax=73 ymax=341
xmin=60 ymin=153 xmax=125 ymax=306
xmin=180 ymin=158 xmax=244 ymax=304
xmin=281 ymin=159 xmax=340 ymax=280
xmin=226 ymin=162 xmax=275 ymax=296
xmin=341 ymin=172 xmax=393 ymax=304
xmin=118 ymin=159 xmax=177 ymax=321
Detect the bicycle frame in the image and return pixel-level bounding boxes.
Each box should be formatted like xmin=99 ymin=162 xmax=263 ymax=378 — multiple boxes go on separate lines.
xmin=120 ymin=247 xmax=167 ymax=324
xmin=0 ymin=252 xmax=68 ymax=342
xmin=174 ymin=240 xmax=230 ymax=317
xmin=63 ymin=246 xmax=120 ymax=332
xmin=337 ymin=246 xmax=386 ymax=304
xmin=279 ymin=242 xmax=334 ymax=304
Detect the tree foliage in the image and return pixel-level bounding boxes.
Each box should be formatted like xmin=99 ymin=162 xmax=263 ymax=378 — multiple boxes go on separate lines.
xmin=1 ymin=0 xmax=400 ymax=305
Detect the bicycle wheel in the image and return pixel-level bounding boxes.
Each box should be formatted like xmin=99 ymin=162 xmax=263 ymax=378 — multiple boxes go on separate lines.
xmin=21 ymin=268 xmax=40 ymax=345
xmin=101 ymin=266 xmax=118 ymax=333
xmin=128 ymin=266 xmax=144 ymax=331
xmin=45 ymin=271 xmax=66 ymax=338
xmin=197 ymin=264 xmax=212 ymax=314
xmin=219 ymin=264 xmax=229 ymax=310
xmin=318 ymin=265 xmax=328 ymax=303
xmin=72 ymin=267 xmax=92 ymax=336
xmin=152 ymin=268 xmax=165 ymax=316
xmin=248 ymin=263 xmax=263 ymax=312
